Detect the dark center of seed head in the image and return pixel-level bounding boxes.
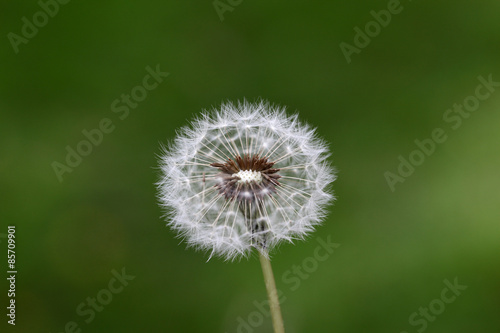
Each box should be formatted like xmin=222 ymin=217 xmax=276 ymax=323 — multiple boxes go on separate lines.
xmin=210 ymin=155 xmax=281 ymax=201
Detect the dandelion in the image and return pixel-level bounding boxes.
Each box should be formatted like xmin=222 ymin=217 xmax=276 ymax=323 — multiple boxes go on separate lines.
xmin=156 ymin=100 xmax=336 ymax=332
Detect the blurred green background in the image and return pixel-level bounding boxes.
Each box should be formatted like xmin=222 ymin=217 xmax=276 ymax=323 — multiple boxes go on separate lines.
xmin=1 ymin=1 xmax=500 ymax=332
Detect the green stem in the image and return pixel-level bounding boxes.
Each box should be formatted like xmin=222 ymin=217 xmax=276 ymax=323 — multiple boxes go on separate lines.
xmin=259 ymin=251 xmax=285 ymax=333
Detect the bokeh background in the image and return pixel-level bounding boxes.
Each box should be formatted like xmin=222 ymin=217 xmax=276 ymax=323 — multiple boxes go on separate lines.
xmin=1 ymin=1 xmax=500 ymax=332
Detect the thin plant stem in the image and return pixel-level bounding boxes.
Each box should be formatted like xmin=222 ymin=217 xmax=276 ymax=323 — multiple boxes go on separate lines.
xmin=259 ymin=251 xmax=285 ymax=333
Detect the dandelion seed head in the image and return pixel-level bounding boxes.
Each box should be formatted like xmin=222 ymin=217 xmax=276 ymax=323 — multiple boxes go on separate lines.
xmin=157 ymin=100 xmax=336 ymax=260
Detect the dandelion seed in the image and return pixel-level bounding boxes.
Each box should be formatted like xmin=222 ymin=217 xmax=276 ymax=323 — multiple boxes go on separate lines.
xmin=156 ymin=100 xmax=336 ymax=261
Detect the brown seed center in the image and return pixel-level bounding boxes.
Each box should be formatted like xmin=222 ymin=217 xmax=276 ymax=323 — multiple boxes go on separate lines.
xmin=210 ymin=155 xmax=281 ymax=201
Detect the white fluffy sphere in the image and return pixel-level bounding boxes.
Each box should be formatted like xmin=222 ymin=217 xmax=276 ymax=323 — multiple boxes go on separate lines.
xmin=157 ymin=100 xmax=336 ymax=260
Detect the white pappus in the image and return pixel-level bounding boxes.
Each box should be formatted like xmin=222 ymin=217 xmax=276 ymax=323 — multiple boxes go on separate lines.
xmin=157 ymin=100 xmax=336 ymax=260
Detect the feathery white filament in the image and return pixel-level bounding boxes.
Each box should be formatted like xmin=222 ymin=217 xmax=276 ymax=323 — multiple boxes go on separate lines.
xmin=157 ymin=100 xmax=336 ymax=260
